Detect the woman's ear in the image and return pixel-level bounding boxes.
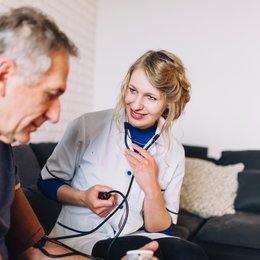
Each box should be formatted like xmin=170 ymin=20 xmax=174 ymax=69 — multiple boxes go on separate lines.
xmin=0 ymin=59 xmax=15 ymax=96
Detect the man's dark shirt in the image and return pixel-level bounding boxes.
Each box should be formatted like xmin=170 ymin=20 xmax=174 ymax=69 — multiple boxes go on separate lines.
xmin=0 ymin=142 xmax=17 ymax=260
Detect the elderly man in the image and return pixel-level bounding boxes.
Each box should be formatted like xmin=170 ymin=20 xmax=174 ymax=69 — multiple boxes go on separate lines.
xmin=0 ymin=5 xmax=80 ymax=259
xmin=0 ymin=6 xmax=158 ymax=260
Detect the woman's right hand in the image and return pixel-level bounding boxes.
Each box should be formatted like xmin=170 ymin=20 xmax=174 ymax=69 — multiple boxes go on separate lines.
xmin=79 ymin=185 xmax=116 ymax=218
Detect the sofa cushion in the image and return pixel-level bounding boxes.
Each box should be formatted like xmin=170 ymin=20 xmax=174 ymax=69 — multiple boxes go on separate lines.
xmin=235 ymin=170 xmax=260 ymax=213
xmin=194 ymin=212 xmax=260 ymax=250
xmin=171 ymin=209 xmax=205 ymax=239
xmin=12 ymin=144 xmax=41 ymax=188
xmin=196 ymin=241 xmax=260 ymax=260
xmin=180 ymin=158 xmax=244 ymax=218
xmin=29 ymin=142 xmax=57 ymax=168
xmin=23 ymin=184 xmax=61 ymax=234
xmin=217 ymin=150 xmax=260 ymax=170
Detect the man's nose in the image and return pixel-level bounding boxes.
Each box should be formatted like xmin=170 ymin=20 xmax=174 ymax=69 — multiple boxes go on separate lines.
xmin=45 ymin=99 xmax=60 ymax=123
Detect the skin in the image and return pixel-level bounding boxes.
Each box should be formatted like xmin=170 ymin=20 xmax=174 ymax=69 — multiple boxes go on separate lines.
xmin=124 ymin=68 xmax=172 ymax=232
xmin=57 ymin=184 xmax=116 ymax=218
xmin=124 ymin=68 xmax=167 ymax=130
xmin=0 ymin=47 xmax=68 ymax=144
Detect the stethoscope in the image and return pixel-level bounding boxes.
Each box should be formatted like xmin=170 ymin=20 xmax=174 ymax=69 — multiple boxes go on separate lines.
xmin=124 ymin=121 xmax=160 ymax=150
xmin=40 ymin=121 xmax=161 ymax=259
xmin=55 ymin=122 xmax=160 ymax=235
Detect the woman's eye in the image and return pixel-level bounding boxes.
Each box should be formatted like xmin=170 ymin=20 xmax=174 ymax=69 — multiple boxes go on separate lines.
xmin=129 ymin=87 xmax=136 ymax=93
xmin=148 ymin=95 xmax=157 ymax=101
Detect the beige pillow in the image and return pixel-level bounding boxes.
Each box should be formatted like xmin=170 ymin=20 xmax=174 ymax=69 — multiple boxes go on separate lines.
xmin=180 ymin=158 xmax=244 ymax=218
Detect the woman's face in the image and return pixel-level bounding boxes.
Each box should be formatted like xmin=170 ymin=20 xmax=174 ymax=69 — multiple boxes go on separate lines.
xmin=124 ymin=68 xmax=167 ymax=129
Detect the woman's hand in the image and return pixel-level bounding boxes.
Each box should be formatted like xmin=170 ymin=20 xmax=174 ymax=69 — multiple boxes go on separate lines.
xmin=124 ymin=143 xmax=172 ymax=232
xmin=124 ymin=143 xmax=160 ymax=196
xmin=79 ymin=185 xmax=116 ymax=218
xmin=121 ymin=241 xmax=159 ymax=260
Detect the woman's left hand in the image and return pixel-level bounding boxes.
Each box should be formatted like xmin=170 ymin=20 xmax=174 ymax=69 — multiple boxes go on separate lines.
xmin=124 ymin=143 xmax=160 ymax=195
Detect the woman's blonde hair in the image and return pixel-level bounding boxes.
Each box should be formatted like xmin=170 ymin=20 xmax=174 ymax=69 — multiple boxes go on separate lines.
xmin=114 ymin=50 xmax=191 ymax=134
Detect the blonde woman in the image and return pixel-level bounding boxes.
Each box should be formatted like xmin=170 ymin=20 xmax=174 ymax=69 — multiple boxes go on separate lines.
xmin=39 ymin=50 xmax=208 ymax=260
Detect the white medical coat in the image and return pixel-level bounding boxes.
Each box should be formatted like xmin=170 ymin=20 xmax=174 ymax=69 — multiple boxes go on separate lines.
xmin=41 ymin=109 xmax=185 ymax=254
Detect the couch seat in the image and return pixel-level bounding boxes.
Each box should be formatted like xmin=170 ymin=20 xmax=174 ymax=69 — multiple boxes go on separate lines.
xmin=194 ymin=211 xmax=260 ymax=249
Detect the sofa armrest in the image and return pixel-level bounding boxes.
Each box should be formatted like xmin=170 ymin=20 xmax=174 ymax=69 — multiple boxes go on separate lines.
xmin=235 ymin=170 xmax=260 ymax=213
xmin=29 ymin=142 xmax=57 ymax=168
xmin=12 ymin=144 xmax=41 ymax=188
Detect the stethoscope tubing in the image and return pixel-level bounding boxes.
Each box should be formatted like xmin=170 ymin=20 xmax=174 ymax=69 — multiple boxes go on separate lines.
xmin=43 ymin=121 xmax=160 ymax=259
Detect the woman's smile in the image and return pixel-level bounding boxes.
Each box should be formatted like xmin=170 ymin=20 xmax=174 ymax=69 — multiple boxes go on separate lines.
xmin=130 ymin=108 xmax=146 ymax=120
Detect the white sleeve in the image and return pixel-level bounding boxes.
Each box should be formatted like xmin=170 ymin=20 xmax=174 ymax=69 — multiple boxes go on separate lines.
xmin=163 ymin=145 xmax=185 ymax=224
xmin=41 ymin=116 xmax=87 ymax=183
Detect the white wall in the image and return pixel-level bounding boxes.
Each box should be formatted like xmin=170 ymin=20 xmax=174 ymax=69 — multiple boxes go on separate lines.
xmin=1 ymin=0 xmax=97 ymax=142
xmin=93 ymin=0 xmax=260 ymax=158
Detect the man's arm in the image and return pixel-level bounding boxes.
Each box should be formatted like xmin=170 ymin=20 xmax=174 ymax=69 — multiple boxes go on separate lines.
xmin=6 ymin=187 xmax=89 ymax=260
xmin=18 ymin=241 xmax=159 ymax=260
xmin=6 ymin=186 xmax=45 ymax=257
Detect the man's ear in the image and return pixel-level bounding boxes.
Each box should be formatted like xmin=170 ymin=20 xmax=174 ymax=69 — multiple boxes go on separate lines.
xmin=0 ymin=59 xmax=16 ymax=96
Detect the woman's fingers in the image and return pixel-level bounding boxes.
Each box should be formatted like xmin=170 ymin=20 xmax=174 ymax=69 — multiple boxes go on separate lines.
xmin=131 ymin=143 xmax=151 ymax=159
xmin=124 ymin=143 xmax=152 ymax=165
xmin=124 ymin=150 xmax=148 ymax=167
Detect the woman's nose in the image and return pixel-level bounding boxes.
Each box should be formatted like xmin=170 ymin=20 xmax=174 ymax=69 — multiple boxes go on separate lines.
xmin=132 ymin=96 xmax=144 ymax=110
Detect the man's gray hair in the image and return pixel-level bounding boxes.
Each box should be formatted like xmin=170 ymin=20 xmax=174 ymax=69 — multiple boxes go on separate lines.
xmin=0 ymin=6 xmax=78 ymax=84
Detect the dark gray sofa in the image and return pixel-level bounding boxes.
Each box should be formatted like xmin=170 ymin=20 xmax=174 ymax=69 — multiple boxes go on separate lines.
xmin=12 ymin=142 xmax=260 ymax=260
xmin=172 ymin=145 xmax=260 ymax=260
